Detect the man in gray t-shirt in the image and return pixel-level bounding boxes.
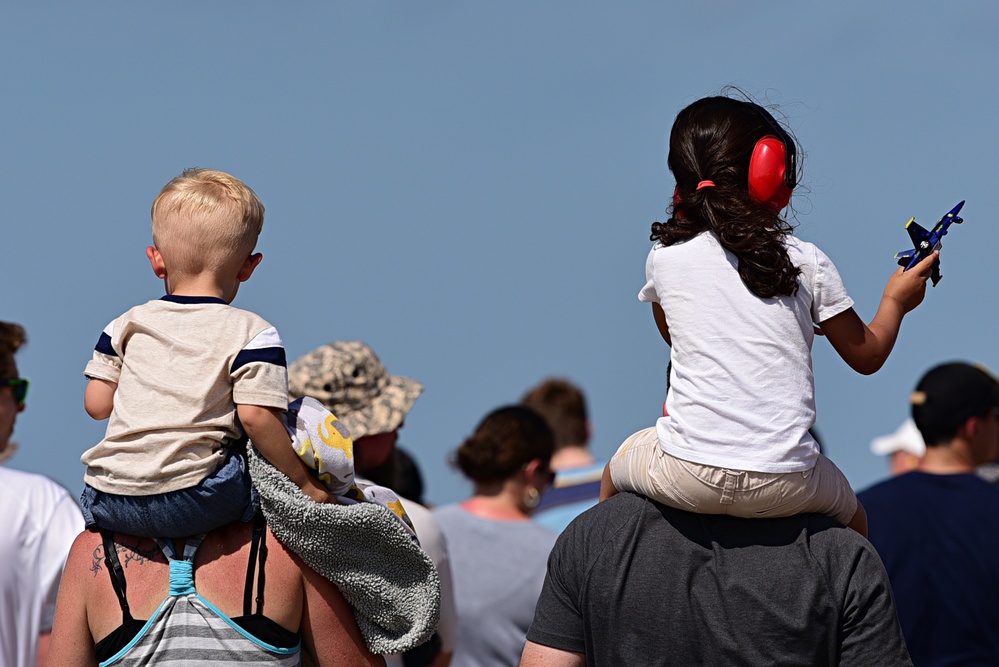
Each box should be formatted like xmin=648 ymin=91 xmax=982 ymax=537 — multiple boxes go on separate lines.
xmin=522 ymin=493 xmax=911 ymax=666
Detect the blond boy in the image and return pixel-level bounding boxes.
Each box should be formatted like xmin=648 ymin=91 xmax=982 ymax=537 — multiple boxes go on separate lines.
xmin=81 ymin=169 xmax=331 ymax=538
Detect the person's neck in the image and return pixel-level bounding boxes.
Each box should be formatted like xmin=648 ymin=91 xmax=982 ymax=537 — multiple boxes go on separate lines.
xmin=917 ymin=441 xmax=977 ymax=474
xmin=550 ymin=445 xmax=594 ymax=471
xmin=461 ymin=486 xmax=530 ymax=521
xmin=165 ymin=274 xmax=235 ymax=302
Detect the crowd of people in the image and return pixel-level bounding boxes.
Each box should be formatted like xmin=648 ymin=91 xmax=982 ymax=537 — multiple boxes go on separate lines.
xmin=3 ymin=93 xmax=998 ymax=667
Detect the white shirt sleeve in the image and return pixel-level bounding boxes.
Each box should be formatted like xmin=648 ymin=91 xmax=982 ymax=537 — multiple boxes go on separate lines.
xmin=84 ymin=318 xmax=123 ymax=383
xmin=638 ymin=245 xmax=660 ymax=303
xmin=811 ymin=245 xmax=855 ymax=324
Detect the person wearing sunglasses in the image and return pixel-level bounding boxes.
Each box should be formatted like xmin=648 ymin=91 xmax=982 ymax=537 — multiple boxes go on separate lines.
xmin=0 ymin=331 xmax=29 ymax=463
xmin=0 ymin=321 xmax=84 ymax=667
xmin=0 ymin=377 xmax=29 ymax=464
xmin=1 ymin=376 xmax=28 ymax=406
xmin=433 ymin=405 xmax=558 ymax=667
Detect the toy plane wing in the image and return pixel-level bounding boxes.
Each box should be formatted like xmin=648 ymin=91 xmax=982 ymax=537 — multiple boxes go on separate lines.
xmin=894 ymin=200 xmax=965 ymax=286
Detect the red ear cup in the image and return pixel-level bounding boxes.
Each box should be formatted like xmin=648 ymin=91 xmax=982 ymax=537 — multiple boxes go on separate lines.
xmin=748 ymin=135 xmax=793 ymax=211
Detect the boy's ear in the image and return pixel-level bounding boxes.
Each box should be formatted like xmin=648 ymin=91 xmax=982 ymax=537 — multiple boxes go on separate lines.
xmin=146 ymin=246 xmax=168 ymax=279
xmin=237 ymin=252 xmax=264 ymax=282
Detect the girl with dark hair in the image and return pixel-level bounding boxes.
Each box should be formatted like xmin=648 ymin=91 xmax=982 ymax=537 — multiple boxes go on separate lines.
xmin=433 ymin=406 xmax=557 ymax=667
xmin=601 ymin=95 xmax=939 ymax=534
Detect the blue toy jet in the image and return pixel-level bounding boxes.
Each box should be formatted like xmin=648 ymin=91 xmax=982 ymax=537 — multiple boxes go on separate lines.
xmin=894 ymin=200 xmax=965 ymax=286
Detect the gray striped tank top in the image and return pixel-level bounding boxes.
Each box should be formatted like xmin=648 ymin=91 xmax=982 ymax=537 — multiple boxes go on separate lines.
xmin=99 ymin=533 xmax=301 ymax=666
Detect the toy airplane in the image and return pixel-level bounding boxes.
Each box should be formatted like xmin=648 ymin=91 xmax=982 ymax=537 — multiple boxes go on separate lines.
xmin=894 ymin=200 xmax=965 ymax=286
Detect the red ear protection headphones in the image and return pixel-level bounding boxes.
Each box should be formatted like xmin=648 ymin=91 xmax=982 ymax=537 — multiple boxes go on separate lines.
xmin=672 ymin=102 xmax=797 ymax=215
xmin=746 ymin=102 xmax=797 ymax=211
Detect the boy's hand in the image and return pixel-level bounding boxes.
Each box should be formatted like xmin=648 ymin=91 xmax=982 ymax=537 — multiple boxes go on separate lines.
xmin=300 ymin=477 xmax=336 ymax=504
xmin=237 ymin=403 xmax=337 ymax=506
xmin=883 ymin=251 xmax=938 ymax=314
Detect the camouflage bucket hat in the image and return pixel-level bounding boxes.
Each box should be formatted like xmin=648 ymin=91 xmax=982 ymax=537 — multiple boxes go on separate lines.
xmin=288 ymin=341 xmax=423 ymax=441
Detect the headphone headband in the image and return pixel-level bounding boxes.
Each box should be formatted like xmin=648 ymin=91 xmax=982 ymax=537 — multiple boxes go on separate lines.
xmin=671 ymin=99 xmax=798 ymax=214
xmin=746 ymin=102 xmax=797 ymax=189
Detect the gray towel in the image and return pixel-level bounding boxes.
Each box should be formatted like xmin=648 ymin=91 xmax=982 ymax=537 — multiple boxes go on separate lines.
xmin=247 ymin=445 xmax=441 ymax=655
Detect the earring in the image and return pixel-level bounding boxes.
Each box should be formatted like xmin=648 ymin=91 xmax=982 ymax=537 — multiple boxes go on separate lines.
xmin=523 ymin=486 xmax=541 ymax=510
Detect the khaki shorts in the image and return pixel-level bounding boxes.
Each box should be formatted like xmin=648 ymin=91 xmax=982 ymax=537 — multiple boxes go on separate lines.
xmin=609 ymin=427 xmax=858 ymax=525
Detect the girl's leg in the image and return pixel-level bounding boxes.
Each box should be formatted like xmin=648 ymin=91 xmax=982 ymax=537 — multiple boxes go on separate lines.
xmin=605 ymin=427 xmax=703 ymax=513
xmin=599 ymin=462 xmax=618 ymax=501
xmin=747 ymin=455 xmax=865 ymax=533
xmin=605 ymin=427 xmax=661 ymax=501
xmin=847 ymin=500 xmax=869 ymax=538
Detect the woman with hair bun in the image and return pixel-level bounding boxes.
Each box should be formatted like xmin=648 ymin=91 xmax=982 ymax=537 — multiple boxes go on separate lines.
xmin=433 ymin=405 xmax=557 ymax=667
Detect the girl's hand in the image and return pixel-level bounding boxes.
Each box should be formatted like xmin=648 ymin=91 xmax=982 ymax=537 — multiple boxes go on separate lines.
xmin=883 ymin=251 xmax=938 ymax=314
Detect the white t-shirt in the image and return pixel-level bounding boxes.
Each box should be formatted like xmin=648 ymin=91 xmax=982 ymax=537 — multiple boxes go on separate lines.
xmin=0 ymin=467 xmax=84 ymax=667
xmin=639 ymin=232 xmax=853 ymax=472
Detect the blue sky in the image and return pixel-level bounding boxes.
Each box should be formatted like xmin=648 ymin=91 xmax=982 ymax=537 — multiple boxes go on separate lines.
xmin=3 ymin=3 xmax=998 ymax=506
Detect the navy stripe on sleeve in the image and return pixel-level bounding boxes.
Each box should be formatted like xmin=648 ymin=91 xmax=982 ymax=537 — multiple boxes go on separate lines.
xmin=95 ymin=332 xmax=119 ymax=358
xmin=231 ymin=346 xmax=287 ymax=373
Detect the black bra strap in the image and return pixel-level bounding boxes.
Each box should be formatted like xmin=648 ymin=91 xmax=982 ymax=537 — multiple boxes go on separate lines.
xmin=256 ymin=519 xmax=268 ymax=614
xmin=101 ymin=530 xmax=133 ymax=623
xmin=243 ymin=513 xmax=268 ymax=617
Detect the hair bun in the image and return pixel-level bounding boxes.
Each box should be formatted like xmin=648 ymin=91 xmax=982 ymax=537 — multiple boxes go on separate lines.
xmin=451 ymin=406 xmax=555 ymax=484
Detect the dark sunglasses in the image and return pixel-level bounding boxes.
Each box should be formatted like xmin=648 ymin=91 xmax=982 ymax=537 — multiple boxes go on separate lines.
xmin=0 ymin=378 xmax=29 ymax=406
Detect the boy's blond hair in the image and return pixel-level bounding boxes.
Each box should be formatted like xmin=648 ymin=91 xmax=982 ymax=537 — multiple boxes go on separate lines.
xmin=151 ymin=168 xmax=265 ymax=278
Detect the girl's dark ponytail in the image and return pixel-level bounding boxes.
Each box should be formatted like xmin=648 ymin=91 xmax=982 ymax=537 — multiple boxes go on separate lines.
xmin=652 ymin=96 xmax=801 ymax=299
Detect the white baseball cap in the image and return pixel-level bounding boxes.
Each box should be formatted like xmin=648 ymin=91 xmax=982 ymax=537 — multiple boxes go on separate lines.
xmin=870 ymin=419 xmax=925 ymax=457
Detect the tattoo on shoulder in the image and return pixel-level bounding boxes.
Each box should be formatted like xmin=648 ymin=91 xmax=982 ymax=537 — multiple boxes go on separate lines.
xmin=90 ymin=539 xmax=162 ymax=577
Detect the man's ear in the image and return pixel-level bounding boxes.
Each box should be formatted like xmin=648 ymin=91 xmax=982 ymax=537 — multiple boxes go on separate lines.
xmin=237 ymin=252 xmax=264 ymax=282
xmin=962 ymin=415 xmax=982 ymax=443
xmin=146 ymin=246 xmax=168 ymax=279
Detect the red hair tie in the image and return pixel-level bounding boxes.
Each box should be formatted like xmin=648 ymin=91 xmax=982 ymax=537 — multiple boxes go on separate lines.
xmin=696 ymin=180 xmax=715 ymax=190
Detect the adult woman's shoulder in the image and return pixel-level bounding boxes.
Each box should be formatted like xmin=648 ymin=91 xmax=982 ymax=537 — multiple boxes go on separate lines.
xmin=46 ymin=522 xmax=385 ymax=667
xmin=45 ymin=529 xmax=110 ymax=667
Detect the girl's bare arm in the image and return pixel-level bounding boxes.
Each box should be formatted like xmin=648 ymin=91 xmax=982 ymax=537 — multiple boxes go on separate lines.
xmin=651 ymin=302 xmax=672 ymax=346
xmin=821 ymin=251 xmax=937 ymax=375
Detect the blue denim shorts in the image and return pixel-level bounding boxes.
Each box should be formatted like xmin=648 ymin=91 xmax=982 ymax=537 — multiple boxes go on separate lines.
xmin=81 ymin=447 xmax=259 ymax=538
